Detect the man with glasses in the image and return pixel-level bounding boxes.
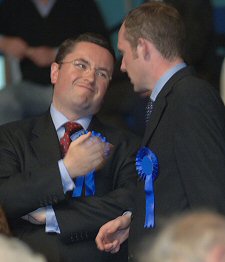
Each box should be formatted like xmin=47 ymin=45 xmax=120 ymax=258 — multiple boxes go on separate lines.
xmin=0 ymin=33 xmax=138 ymax=262
xmin=0 ymin=0 xmax=108 ymax=124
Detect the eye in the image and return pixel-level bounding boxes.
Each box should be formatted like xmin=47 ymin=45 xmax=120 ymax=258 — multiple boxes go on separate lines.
xmin=74 ymin=61 xmax=87 ymax=70
xmin=96 ymin=70 xmax=108 ymax=79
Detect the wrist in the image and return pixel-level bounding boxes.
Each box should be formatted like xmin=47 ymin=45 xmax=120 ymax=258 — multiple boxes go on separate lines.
xmin=121 ymin=211 xmax=132 ymax=228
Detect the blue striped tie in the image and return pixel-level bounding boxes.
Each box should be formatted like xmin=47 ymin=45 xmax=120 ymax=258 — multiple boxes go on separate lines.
xmin=145 ymin=98 xmax=154 ymax=124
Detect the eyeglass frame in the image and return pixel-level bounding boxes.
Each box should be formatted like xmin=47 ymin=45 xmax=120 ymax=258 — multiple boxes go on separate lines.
xmin=58 ymin=58 xmax=112 ymax=82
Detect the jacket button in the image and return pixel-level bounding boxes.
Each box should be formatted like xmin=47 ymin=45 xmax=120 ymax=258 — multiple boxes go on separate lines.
xmin=70 ymin=235 xmax=75 ymax=242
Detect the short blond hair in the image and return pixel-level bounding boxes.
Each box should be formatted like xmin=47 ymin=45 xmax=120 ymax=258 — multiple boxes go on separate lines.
xmin=124 ymin=1 xmax=185 ymax=61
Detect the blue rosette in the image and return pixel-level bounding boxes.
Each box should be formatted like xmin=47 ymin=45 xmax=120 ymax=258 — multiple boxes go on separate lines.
xmin=136 ymin=147 xmax=158 ymax=228
xmin=72 ymin=130 xmax=108 ymax=197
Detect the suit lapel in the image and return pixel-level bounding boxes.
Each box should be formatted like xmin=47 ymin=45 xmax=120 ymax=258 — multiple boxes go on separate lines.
xmin=87 ymin=116 xmax=105 ymax=135
xmin=142 ymin=66 xmax=195 ymax=146
xmin=30 ymin=114 xmax=106 ymax=166
xmin=30 ymin=113 xmax=62 ymax=165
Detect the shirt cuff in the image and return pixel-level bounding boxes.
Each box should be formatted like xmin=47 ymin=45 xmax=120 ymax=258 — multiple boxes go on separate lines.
xmin=45 ymin=206 xmax=60 ymax=234
xmin=58 ymin=159 xmax=75 ymax=193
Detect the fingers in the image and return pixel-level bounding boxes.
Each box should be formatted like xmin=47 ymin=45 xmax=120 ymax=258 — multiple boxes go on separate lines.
xmin=3 ymin=37 xmax=28 ymax=59
xmin=104 ymin=142 xmax=114 ymax=159
xmin=95 ymin=230 xmax=120 ymax=253
xmin=72 ymin=134 xmax=112 ymax=163
xmin=95 ymin=217 xmax=131 ymax=254
xmin=95 ymin=231 xmax=105 ymax=251
xmin=110 ymin=243 xmax=121 ymax=254
xmin=71 ymin=132 xmax=92 ymax=145
xmin=104 ymin=240 xmax=120 ymax=253
xmin=64 ymin=132 xmax=113 ymax=178
xmin=70 ymin=132 xmax=113 ymax=159
xmin=95 ymin=219 xmax=121 ymax=252
xmin=96 ymin=237 xmax=120 ymax=253
xmin=25 ymin=46 xmax=56 ymax=66
xmin=95 ymin=222 xmax=114 ymax=251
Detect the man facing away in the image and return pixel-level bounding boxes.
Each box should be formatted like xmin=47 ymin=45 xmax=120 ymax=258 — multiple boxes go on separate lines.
xmin=96 ymin=2 xmax=225 ymax=260
xmin=0 ymin=33 xmax=138 ymax=262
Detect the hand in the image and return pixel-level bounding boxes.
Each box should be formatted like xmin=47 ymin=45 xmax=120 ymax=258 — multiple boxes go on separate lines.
xmin=21 ymin=208 xmax=46 ymax=225
xmin=64 ymin=132 xmax=113 ymax=179
xmin=26 ymin=46 xmax=57 ymax=67
xmin=96 ymin=213 xmax=131 ymax=253
xmin=0 ymin=36 xmax=28 ymax=59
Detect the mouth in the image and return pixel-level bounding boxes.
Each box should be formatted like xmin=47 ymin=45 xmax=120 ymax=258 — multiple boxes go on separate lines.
xmin=75 ymin=83 xmax=95 ymax=93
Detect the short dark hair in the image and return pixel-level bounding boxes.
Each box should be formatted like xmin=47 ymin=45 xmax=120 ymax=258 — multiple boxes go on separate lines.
xmin=55 ymin=32 xmax=116 ymax=64
xmin=123 ymin=1 xmax=186 ymax=61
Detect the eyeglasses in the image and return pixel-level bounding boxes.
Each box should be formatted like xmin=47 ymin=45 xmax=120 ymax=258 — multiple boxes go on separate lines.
xmin=59 ymin=59 xmax=112 ymax=82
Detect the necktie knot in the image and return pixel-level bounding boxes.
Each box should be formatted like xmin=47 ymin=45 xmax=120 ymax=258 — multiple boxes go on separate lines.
xmin=64 ymin=121 xmax=82 ymax=136
xmin=60 ymin=122 xmax=83 ymax=156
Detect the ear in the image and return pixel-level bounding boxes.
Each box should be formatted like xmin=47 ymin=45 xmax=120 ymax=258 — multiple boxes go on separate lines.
xmin=137 ymin=38 xmax=151 ymax=61
xmin=50 ymin=62 xmax=60 ymax=85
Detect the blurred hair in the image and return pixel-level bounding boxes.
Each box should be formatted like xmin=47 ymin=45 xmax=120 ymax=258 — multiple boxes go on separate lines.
xmin=141 ymin=210 xmax=225 ymax=262
xmin=0 ymin=234 xmax=46 ymax=262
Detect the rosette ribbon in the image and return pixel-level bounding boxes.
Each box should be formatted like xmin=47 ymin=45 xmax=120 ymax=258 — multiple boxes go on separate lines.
xmin=136 ymin=147 xmax=158 ymax=228
xmin=71 ymin=130 xmax=107 ymax=197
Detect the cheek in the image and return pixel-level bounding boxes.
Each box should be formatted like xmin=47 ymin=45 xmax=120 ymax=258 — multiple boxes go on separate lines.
xmin=100 ymin=84 xmax=108 ymax=96
xmin=54 ymin=78 xmax=71 ymax=97
xmin=95 ymin=84 xmax=108 ymax=101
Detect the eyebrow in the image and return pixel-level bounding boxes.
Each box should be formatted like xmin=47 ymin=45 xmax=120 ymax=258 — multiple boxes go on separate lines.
xmin=75 ymin=57 xmax=111 ymax=74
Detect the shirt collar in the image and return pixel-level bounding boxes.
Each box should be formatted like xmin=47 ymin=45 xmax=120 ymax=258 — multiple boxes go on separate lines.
xmin=50 ymin=104 xmax=92 ymax=132
xmin=151 ymin=63 xmax=186 ymax=101
xmin=31 ymin=0 xmax=56 ymax=17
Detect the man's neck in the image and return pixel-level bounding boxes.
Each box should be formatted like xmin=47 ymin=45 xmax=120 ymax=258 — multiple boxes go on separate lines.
xmin=150 ymin=56 xmax=184 ymax=91
xmin=52 ymin=101 xmax=90 ymax=122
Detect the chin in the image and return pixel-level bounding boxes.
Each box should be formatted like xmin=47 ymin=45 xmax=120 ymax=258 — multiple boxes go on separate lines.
xmin=72 ymin=95 xmax=89 ymax=108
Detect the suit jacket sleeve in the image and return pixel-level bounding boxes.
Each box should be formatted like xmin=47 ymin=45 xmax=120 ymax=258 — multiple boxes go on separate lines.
xmin=174 ymin=82 xmax=225 ymax=212
xmin=0 ymin=115 xmax=139 ymax=244
xmin=0 ymin=119 xmax=66 ymax=219
xmin=54 ymin=130 xmax=139 ymax=243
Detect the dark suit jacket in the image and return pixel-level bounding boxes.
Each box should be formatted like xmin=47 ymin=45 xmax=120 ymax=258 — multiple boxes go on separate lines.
xmin=129 ymin=67 xmax=225 ymax=256
xmin=0 ymin=114 xmax=138 ymax=262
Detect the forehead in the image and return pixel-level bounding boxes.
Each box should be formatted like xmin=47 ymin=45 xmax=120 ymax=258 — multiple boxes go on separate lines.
xmin=66 ymin=41 xmax=114 ymax=69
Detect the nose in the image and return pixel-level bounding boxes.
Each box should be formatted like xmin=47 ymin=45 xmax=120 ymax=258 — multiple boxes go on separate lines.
xmin=84 ymin=68 xmax=95 ymax=82
xmin=120 ymin=57 xmax=126 ymax=72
